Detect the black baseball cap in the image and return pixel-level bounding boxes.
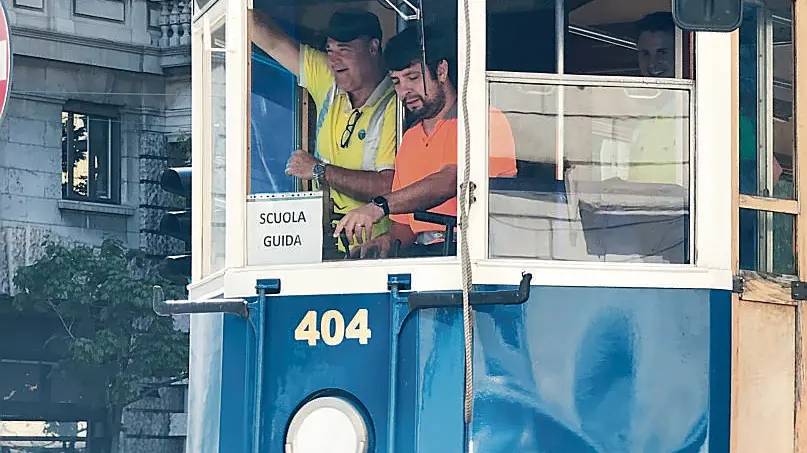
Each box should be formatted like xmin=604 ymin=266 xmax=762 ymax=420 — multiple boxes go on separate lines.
xmin=326 ymin=9 xmax=383 ymax=43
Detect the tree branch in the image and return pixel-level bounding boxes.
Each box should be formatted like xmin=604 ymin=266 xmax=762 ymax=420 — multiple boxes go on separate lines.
xmin=46 ymin=300 xmax=76 ymax=340
xmin=124 ymin=372 xmax=190 ymax=407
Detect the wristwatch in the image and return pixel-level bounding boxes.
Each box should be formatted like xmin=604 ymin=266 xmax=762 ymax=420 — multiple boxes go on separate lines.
xmin=372 ymin=196 xmax=390 ymax=216
xmin=312 ymin=163 xmax=327 ymax=183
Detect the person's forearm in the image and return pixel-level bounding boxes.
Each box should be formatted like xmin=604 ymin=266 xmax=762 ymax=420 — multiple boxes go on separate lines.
xmin=250 ymin=11 xmax=300 ymax=75
xmin=387 ymin=165 xmax=457 ymax=214
xmin=324 ymin=166 xmax=393 ymax=202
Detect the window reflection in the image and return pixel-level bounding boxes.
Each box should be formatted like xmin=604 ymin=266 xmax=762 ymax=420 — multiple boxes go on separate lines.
xmin=210 ymin=22 xmax=227 ymax=273
xmin=739 ymin=3 xmax=794 ymax=200
xmin=739 ymin=208 xmax=796 ymax=275
xmin=487 ymin=0 xmax=693 ymax=79
xmin=488 ymin=80 xmax=690 ymax=263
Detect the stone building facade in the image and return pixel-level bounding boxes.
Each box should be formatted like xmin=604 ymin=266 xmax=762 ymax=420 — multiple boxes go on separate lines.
xmin=0 ymin=1 xmax=192 ymax=452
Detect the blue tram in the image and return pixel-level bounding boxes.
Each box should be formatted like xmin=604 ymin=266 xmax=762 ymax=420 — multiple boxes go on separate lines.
xmin=155 ymin=0 xmax=807 ymax=451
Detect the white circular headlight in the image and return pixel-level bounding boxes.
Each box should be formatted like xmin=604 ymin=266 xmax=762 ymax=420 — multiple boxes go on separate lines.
xmin=285 ymin=396 xmax=369 ymax=453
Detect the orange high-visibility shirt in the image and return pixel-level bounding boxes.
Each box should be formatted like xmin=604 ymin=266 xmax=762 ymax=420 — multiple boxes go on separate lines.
xmin=390 ymin=106 xmax=517 ymax=235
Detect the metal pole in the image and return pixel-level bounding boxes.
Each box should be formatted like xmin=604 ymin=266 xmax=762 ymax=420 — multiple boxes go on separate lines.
xmin=555 ymin=0 xmax=565 ymax=180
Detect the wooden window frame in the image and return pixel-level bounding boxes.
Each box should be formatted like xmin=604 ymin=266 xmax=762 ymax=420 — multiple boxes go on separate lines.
xmin=734 ymin=1 xmax=804 ymax=304
xmin=731 ymin=1 xmax=807 ymax=451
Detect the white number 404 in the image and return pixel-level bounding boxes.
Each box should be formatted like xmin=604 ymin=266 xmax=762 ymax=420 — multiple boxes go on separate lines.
xmin=294 ymin=309 xmax=371 ymax=346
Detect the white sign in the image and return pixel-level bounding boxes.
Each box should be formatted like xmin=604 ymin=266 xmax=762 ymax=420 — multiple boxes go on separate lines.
xmin=246 ymin=192 xmax=323 ymax=266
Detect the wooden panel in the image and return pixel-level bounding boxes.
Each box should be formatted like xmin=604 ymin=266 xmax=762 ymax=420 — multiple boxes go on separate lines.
xmin=740 ymin=270 xmax=798 ymax=305
xmin=739 ymin=193 xmax=800 ymax=215
xmin=733 ymin=300 xmax=797 ymax=453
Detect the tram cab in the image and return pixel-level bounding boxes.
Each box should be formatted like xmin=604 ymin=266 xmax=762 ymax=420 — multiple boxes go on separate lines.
xmin=162 ymin=0 xmax=807 ymax=450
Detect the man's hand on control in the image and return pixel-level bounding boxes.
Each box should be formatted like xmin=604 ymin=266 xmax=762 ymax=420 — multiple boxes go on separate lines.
xmin=350 ymin=234 xmax=394 ymax=259
xmin=333 ymin=203 xmax=385 ymax=245
xmin=285 ymin=150 xmax=320 ymax=180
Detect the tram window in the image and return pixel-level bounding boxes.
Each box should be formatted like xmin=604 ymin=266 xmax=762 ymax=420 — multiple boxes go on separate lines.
xmin=487 ymin=0 xmax=694 ymax=78
xmin=486 ymin=0 xmax=693 ymax=264
xmin=739 ymin=208 xmax=796 ymax=275
xmin=487 ymin=81 xmax=691 ymax=263
xmin=249 ymin=45 xmax=301 ymax=195
xmin=210 ymin=20 xmax=227 ymax=274
xmin=738 ymin=0 xmax=797 ymax=276
xmin=249 ymin=1 xmax=470 ymax=261
xmin=738 ymin=1 xmax=794 ymax=201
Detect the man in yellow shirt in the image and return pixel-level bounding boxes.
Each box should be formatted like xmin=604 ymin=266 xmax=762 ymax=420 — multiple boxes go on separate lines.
xmin=628 ymin=12 xmax=680 ymax=185
xmin=250 ymin=8 xmax=397 ymax=243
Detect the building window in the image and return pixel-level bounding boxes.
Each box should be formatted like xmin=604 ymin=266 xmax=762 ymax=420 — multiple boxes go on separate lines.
xmin=61 ymin=107 xmax=121 ymax=204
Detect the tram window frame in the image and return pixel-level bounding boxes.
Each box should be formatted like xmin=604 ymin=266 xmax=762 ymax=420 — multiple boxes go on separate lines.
xmin=192 ymin=0 xmax=229 ymax=279
xmin=735 ymin=0 xmax=801 ymax=288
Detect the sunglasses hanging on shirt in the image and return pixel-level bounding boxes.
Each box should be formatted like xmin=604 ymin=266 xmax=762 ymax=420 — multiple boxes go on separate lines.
xmin=340 ymin=109 xmax=363 ymax=148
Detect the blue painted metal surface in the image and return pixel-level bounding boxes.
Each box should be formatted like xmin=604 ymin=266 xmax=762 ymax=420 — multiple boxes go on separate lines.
xmin=186 ymin=313 xmax=224 ymax=453
xmin=185 ymin=283 xmax=731 ymax=453
xmin=469 ymin=285 xmax=730 ymax=453
xmin=259 ymin=290 xmax=393 ymax=452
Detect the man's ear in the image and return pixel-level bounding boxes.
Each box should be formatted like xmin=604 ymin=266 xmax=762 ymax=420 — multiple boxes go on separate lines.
xmin=368 ymin=38 xmax=381 ymax=56
xmin=437 ymin=60 xmax=449 ymax=83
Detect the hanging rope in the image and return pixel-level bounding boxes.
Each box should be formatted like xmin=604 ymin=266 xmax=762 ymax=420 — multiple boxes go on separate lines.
xmin=459 ymin=0 xmax=475 ymax=424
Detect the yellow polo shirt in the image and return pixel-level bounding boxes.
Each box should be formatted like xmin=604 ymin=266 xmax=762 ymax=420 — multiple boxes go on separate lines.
xmin=628 ymin=96 xmax=683 ymax=185
xmin=298 ymin=44 xmax=397 ymax=245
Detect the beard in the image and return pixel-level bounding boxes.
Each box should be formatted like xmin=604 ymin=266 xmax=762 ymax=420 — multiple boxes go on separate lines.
xmin=406 ymin=83 xmax=446 ymax=124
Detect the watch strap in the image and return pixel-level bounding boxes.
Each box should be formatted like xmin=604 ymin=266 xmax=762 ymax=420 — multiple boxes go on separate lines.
xmin=373 ymin=196 xmax=390 ymax=216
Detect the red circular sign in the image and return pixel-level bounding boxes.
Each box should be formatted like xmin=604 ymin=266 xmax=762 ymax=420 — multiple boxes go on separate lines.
xmin=0 ymin=0 xmax=11 ymax=124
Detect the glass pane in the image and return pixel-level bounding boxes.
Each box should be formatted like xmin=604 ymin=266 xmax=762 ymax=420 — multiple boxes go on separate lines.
xmin=488 ymin=80 xmax=690 ymax=263
xmin=488 ymin=0 xmax=693 ymax=79
xmin=210 ymin=22 xmax=227 ymax=273
xmin=61 ymin=112 xmax=70 ymax=197
xmin=487 ymin=0 xmax=558 ymax=73
xmin=88 ymin=117 xmax=111 ymax=200
xmin=772 ymin=5 xmax=794 ymax=199
xmin=249 ymin=45 xmax=298 ymax=195
xmin=66 ymin=113 xmax=89 ymax=198
xmin=568 ymin=9 xmax=691 ymax=79
xmin=739 ymin=208 xmax=796 ymax=275
xmin=739 ymin=3 xmax=794 ymax=199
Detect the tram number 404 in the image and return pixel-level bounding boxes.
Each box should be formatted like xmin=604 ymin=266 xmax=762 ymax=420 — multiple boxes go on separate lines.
xmin=294 ymin=309 xmax=371 ymax=346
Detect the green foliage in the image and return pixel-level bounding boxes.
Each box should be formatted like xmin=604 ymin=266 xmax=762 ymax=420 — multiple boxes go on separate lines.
xmin=12 ymin=238 xmax=189 ymax=414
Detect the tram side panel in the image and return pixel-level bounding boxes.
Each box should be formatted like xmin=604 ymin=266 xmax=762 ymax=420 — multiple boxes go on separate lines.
xmin=186 ymin=284 xmax=730 ymax=453
xmin=469 ymin=285 xmax=731 ymax=453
